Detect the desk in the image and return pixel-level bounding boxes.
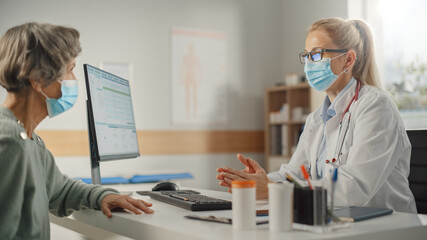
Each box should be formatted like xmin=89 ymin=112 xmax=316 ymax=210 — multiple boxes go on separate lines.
xmin=50 ymin=184 xmax=427 ymax=240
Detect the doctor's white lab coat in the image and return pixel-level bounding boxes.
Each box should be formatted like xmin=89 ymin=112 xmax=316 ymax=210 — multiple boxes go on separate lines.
xmin=268 ymin=81 xmax=417 ymax=213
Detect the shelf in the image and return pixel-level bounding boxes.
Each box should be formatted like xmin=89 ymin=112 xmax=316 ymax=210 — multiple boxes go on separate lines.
xmin=264 ymin=82 xmax=311 ymax=172
xmin=269 ymin=154 xmax=289 ymax=158
xmin=266 ymin=82 xmax=309 ymax=92
xmin=269 ymin=120 xmax=306 ymax=125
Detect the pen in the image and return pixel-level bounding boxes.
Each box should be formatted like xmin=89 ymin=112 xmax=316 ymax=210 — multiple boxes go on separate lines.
xmin=285 ymin=172 xmax=302 ymax=188
xmin=330 ymin=167 xmax=338 ymax=213
xmin=300 ymin=165 xmax=313 ymax=190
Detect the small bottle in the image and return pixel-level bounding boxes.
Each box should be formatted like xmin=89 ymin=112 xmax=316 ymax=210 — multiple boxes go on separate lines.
xmin=232 ymin=180 xmax=256 ymax=230
xmin=268 ymin=182 xmax=294 ymax=232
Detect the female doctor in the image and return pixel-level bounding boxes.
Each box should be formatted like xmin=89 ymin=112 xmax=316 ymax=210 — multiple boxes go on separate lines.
xmin=216 ymin=18 xmax=417 ymax=213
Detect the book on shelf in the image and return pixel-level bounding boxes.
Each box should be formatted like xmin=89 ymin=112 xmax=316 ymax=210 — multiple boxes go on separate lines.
xmin=269 ymin=125 xmax=288 ymax=156
xmin=281 ymin=125 xmax=288 ymax=155
xmin=270 ymin=125 xmax=281 ymax=155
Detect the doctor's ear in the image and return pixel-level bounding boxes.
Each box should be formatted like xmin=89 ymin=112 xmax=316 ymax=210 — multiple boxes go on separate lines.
xmin=345 ymin=50 xmax=357 ymax=69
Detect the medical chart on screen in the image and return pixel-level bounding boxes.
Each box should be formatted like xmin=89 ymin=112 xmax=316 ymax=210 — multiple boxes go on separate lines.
xmin=86 ymin=66 xmax=139 ymax=156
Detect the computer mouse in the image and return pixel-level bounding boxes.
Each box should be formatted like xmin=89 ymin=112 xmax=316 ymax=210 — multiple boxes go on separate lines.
xmin=152 ymin=181 xmax=179 ymax=191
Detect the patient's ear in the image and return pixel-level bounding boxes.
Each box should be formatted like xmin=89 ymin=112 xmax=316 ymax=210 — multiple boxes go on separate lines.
xmin=28 ymin=77 xmax=43 ymax=93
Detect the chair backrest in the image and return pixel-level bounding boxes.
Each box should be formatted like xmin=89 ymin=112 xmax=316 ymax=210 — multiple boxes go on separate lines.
xmin=407 ymin=129 xmax=427 ymax=214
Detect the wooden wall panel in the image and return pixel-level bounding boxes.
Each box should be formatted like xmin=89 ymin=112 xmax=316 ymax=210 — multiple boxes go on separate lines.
xmin=36 ymin=130 xmax=264 ymax=156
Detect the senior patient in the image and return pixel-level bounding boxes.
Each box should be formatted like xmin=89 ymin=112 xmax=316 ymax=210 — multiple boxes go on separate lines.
xmin=0 ymin=22 xmax=153 ymax=239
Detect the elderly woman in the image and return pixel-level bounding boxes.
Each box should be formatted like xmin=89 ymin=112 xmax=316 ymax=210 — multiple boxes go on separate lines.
xmin=0 ymin=22 xmax=153 ymax=239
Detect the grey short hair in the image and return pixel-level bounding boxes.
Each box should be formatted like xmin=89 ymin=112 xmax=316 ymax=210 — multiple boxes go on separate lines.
xmin=0 ymin=22 xmax=81 ymax=92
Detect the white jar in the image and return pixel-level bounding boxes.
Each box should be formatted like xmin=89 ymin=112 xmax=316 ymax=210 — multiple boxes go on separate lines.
xmin=268 ymin=182 xmax=294 ymax=232
xmin=232 ymin=180 xmax=256 ymax=230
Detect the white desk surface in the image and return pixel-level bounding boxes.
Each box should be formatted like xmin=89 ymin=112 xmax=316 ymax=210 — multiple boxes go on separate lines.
xmin=50 ymin=184 xmax=427 ymax=240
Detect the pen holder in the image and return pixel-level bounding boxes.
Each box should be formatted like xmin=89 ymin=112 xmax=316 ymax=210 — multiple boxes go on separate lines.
xmin=293 ymin=187 xmax=328 ymax=226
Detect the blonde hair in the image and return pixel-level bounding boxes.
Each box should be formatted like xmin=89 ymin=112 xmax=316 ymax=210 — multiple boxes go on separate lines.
xmin=309 ymin=18 xmax=381 ymax=88
xmin=0 ymin=22 xmax=81 ymax=92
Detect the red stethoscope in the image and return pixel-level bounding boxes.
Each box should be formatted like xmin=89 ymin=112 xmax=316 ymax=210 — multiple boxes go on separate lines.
xmin=326 ymin=80 xmax=362 ymax=165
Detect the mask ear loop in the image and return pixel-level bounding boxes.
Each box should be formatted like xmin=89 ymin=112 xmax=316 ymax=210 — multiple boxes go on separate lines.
xmin=39 ymin=90 xmax=49 ymax=99
xmin=342 ymin=52 xmax=357 ymax=75
xmin=331 ymin=52 xmax=350 ymax=77
xmin=40 ymin=80 xmax=64 ymax=99
xmin=336 ymin=67 xmax=348 ymax=78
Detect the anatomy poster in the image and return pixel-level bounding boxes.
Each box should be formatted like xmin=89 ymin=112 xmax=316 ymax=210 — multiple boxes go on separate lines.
xmin=171 ymin=27 xmax=227 ymax=125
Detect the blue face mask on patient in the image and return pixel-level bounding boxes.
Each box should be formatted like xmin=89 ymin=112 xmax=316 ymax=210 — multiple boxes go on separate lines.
xmin=304 ymin=54 xmax=347 ymax=92
xmin=41 ymin=80 xmax=78 ymax=118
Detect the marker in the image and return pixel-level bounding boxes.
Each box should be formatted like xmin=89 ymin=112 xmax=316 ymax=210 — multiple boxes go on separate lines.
xmin=300 ymin=165 xmax=313 ymax=190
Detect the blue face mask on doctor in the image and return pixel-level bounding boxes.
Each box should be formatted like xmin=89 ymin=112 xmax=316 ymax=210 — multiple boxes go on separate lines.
xmin=40 ymin=80 xmax=78 ymax=118
xmin=304 ymin=52 xmax=347 ymax=91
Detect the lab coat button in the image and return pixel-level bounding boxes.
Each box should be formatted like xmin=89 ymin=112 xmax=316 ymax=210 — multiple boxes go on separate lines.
xmin=20 ymin=132 xmax=28 ymax=140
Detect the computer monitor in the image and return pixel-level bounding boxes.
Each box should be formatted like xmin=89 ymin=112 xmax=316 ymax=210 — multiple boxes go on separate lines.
xmin=83 ymin=64 xmax=140 ymax=184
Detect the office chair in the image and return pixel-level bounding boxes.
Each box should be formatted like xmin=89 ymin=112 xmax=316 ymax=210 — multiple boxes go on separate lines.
xmin=407 ymin=129 xmax=427 ymax=214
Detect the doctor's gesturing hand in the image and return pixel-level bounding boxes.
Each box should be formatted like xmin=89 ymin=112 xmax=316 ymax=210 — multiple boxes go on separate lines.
xmin=216 ymin=154 xmax=272 ymax=199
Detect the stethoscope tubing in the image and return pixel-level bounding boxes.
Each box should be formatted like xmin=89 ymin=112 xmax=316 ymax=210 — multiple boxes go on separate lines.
xmin=329 ymin=80 xmax=362 ymax=165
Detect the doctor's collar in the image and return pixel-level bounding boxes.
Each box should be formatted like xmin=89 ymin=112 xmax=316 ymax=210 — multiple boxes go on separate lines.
xmin=320 ymin=96 xmax=333 ymax=124
xmin=321 ymin=77 xmax=356 ymax=121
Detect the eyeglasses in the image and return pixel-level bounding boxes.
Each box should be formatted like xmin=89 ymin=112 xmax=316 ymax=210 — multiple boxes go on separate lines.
xmin=299 ymin=48 xmax=348 ymax=64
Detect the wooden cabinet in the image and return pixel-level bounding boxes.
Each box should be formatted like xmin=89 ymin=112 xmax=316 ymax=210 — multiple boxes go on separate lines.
xmin=264 ymin=83 xmax=311 ymax=172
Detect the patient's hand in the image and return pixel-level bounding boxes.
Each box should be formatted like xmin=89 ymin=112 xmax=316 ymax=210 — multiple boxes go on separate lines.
xmin=216 ymin=154 xmax=271 ymax=199
xmin=101 ymin=194 xmax=154 ymax=218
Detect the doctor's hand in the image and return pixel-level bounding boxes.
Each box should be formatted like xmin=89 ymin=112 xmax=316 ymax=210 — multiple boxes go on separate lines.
xmin=216 ymin=154 xmax=272 ymax=200
xmin=101 ymin=194 xmax=154 ymax=218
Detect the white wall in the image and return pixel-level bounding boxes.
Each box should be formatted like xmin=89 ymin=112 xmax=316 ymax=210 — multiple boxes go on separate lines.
xmin=0 ymin=0 xmax=284 ymax=131
xmin=0 ymin=0 xmax=284 ymax=190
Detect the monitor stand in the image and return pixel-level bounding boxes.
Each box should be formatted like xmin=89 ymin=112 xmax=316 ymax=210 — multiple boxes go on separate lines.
xmin=90 ymin=157 xmax=101 ymax=185
xmin=87 ymin=100 xmax=101 ymax=185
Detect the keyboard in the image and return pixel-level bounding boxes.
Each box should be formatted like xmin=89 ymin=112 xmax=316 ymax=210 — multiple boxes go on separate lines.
xmin=147 ymin=191 xmax=232 ymax=211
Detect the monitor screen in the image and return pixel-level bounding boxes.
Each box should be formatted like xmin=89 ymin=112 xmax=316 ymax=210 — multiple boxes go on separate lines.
xmin=84 ymin=64 xmax=140 ymax=161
